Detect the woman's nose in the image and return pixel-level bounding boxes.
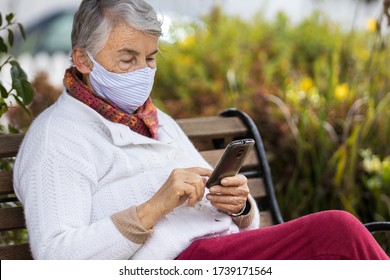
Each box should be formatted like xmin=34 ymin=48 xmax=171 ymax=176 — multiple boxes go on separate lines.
xmin=137 ymin=60 xmax=148 ymax=69
xmin=135 ymin=58 xmax=156 ymax=70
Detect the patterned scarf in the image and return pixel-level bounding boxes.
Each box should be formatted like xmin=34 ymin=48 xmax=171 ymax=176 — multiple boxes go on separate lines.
xmin=63 ymin=67 xmax=158 ymax=139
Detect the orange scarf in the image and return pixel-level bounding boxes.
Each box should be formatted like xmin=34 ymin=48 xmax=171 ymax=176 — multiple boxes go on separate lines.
xmin=64 ymin=67 xmax=158 ymax=139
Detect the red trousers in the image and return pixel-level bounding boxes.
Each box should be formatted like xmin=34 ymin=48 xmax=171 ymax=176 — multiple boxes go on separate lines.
xmin=177 ymin=210 xmax=389 ymax=260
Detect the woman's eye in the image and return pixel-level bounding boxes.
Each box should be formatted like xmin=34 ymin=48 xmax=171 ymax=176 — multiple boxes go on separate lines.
xmin=122 ymin=58 xmax=135 ymax=64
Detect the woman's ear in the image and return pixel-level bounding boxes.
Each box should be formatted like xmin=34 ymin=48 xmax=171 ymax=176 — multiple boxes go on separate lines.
xmin=72 ymin=48 xmax=93 ymax=74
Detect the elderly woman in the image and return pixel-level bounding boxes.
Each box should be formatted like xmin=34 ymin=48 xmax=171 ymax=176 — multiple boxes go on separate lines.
xmin=13 ymin=0 xmax=388 ymax=260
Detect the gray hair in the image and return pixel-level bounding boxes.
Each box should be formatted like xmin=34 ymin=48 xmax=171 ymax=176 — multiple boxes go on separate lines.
xmin=71 ymin=0 xmax=163 ymax=56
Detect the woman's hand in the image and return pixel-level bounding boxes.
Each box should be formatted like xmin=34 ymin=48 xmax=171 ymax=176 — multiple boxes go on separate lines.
xmin=137 ymin=167 xmax=212 ymax=229
xmin=206 ymin=174 xmax=249 ymax=215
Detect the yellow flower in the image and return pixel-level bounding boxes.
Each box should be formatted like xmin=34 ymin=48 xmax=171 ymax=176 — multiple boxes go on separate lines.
xmin=363 ymin=156 xmax=382 ymax=173
xmin=178 ymin=55 xmax=192 ymax=65
xmin=366 ymin=19 xmax=378 ymax=32
xmin=286 ymin=89 xmax=298 ymax=104
xmin=308 ymin=88 xmax=321 ymax=107
xmin=299 ymin=77 xmax=313 ymax=92
xmin=335 ymin=83 xmax=349 ymax=101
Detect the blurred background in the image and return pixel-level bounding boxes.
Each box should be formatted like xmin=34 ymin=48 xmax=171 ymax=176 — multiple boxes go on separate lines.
xmin=0 ymin=0 xmax=389 ymax=249
xmin=0 ymin=0 xmax=384 ymax=86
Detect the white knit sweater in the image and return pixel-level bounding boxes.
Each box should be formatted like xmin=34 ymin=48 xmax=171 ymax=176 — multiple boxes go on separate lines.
xmin=13 ymin=91 xmax=260 ymax=259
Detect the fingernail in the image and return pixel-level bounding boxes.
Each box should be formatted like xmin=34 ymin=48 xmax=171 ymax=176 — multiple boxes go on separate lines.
xmin=221 ymin=178 xmax=228 ymax=184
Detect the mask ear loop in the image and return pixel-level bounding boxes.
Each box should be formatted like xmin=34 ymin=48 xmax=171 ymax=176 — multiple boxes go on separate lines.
xmin=80 ymin=51 xmax=98 ymax=94
xmin=85 ymin=51 xmax=95 ymax=71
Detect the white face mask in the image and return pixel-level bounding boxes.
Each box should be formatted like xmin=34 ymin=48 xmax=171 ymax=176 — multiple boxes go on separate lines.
xmin=87 ymin=53 xmax=156 ymax=114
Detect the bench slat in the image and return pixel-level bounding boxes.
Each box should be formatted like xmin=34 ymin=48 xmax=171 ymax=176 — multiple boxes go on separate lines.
xmin=0 ymin=243 xmax=32 ymax=260
xmin=177 ymin=116 xmax=248 ymax=151
xmin=176 ymin=116 xmax=247 ymax=139
xmin=260 ymin=211 xmax=274 ymax=228
xmin=0 ymin=134 xmax=24 ymax=158
xmin=248 ymin=178 xmax=266 ymax=198
xmin=0 ymin=171 xmax=14 ymax=195
xmin=0 ymin=207 xmax=26 ymax=231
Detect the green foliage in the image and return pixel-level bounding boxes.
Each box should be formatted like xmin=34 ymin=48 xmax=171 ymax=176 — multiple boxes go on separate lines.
xmin=154 ymin=7 xmax=390 ymax=232
xmin=0 ymin=11 xmax=33 ymax=120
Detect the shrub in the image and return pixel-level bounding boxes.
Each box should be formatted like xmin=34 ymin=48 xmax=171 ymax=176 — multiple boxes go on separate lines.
xmin=0 ymin=12 xmax=34 ymax=126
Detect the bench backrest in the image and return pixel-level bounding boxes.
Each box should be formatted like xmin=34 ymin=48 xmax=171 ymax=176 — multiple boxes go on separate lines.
xmin=0 ymin=108 xmax=283 ymax=260
xmin=0 ymin=133 xmax=31 ymax=259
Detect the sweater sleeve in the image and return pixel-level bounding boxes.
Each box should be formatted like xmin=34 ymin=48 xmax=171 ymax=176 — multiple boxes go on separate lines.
xmin=111 ymin=206 xmax=153 ymax=244
xmin=13 ymin=121 xmax=142 ymax=259
xmin=232 ymin=195 xmax=260 ymax=230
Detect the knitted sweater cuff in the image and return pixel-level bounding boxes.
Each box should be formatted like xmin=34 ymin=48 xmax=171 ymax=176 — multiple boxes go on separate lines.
xmin=232 ymin=195 xmax=257 ymax=229
xmin=111 ymin=206 xmax=153 ymax=244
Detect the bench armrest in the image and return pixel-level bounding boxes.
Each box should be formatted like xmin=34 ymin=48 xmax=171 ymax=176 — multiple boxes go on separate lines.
xmin=364 ymin=222 xmax=390 ymax=233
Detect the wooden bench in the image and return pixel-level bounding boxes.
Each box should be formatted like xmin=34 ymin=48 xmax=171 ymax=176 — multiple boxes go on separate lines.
xmin=0 ymin=108 xmax=388 ymax=259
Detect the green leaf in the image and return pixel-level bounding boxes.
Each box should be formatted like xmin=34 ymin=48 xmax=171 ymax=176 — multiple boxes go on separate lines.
xmin=0 ymin=12 xmax=3 ymax=27
xmin=9 ymin=60 xmax=20 ymax=67
xmin=8 ymin=125 xmax=19 ymax=134
xmin=0 ymin=56 xmax=13 ymax=71
xmin=18 ymin=23 xmax=26 ymax=40
xmin=12 ymin=94 xmax=31 ymax=116
xmin=13 ymin=79 xmax=34 ymax=105
xmin=10 ymin=64 xmax=34 ymax=105
xmin=6 ymin=13 xmax=15 ymax=24
xmin=8 ymin=29 xmax=14 ymax=46
xmin=0 ymin=100 xmax=7 ymax=118
xmin=10 ymin=62 xmax=27 ymax=80
xmin=0 ymin=37 xmax=8 ymax=53
xmin=21 ymin=80 xmax=34 ymax=104
xmin=0 ymin=83 xmax=9 ymax=98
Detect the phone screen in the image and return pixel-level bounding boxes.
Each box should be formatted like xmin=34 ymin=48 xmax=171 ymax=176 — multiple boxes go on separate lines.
xmin=205 ymin=138 xmax=255 ymax=188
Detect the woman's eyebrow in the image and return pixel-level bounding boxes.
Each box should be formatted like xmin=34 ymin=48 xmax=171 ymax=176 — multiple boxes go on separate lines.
xmin=148 ymin=50 xmax=159 ymax=56
xmin=118 ymin=48 xmax=140 ymax=55
xmin=118 ymin=49 xmax=159 ymax=56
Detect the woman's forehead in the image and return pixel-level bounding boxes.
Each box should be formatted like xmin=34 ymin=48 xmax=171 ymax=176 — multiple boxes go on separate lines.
xmin=102 ymin=23 xmax=158 ymax=54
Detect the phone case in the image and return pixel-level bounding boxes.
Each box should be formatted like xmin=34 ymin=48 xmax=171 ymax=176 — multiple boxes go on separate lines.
xmin=205 ymin=138 xmax=255 ymax=188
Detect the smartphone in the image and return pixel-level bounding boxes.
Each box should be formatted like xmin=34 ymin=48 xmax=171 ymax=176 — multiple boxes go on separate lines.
xmin=205 ymin=138 xmax=255 ymax=188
